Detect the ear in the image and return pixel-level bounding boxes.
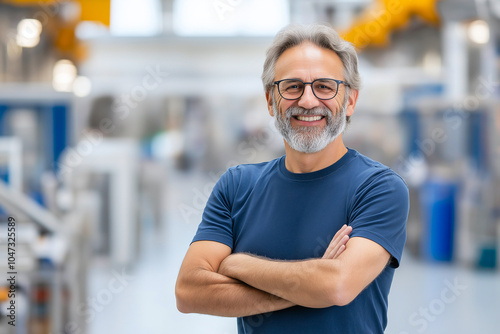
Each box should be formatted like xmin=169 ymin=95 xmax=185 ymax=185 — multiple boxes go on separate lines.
xmin=265 ymin=89 xmax=274 ymax=117
xmin=346 ymin=89 xmax=359 ymax=117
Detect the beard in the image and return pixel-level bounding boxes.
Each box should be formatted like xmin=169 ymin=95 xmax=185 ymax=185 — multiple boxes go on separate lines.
xmin=273 ymin=95 xmax=349 ymax=154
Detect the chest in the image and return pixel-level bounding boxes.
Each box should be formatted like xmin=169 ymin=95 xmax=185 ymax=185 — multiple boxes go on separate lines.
xmin=232 ymin=178 xmax=349 ymax=260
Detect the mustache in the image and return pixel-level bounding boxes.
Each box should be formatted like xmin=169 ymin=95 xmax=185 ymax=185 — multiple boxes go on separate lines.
xmin=286 ymin=106 xmax=331 ymax=117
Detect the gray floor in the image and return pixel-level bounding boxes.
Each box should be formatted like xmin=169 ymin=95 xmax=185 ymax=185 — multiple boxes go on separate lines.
xmin=87 ymin=170 xmax=500 ymax=334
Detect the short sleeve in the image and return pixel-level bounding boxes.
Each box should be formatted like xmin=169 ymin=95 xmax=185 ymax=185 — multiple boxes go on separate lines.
xmin=348 ymin=171 xmax=409 ymax=268
xmin=191 ymin=169 xmax=235 ymax=249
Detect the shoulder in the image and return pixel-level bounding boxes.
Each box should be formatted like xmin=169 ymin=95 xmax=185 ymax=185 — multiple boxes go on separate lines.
xmin=347 ymin=149 xmax=408 ymax=195
xmin=219 ymin=157 xmax=282 ymax=195
xmin=226 ymin=157 xmax=282 ymax=183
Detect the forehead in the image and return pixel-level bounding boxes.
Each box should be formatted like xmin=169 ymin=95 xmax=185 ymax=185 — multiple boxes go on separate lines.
xmin=274 ymin=42 xmax=344 ymax=80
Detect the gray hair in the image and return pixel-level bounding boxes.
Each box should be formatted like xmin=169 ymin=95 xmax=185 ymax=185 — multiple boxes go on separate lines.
xmin=262 ymin=24 xmax=361 ymax=94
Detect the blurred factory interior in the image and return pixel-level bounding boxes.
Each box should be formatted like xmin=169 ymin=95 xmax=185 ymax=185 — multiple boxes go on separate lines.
xmin=0 ymin=0 xmax=499 ymax=333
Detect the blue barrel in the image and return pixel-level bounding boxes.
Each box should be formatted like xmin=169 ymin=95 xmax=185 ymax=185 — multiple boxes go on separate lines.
xmin=420 ymin=180 xmax=457 ymax=262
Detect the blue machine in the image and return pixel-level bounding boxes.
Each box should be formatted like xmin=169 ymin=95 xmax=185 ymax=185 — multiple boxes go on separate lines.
xmin=420 ymin=179 xmax=457 ymax=262
xmin=0 ymin=102 xmax=71 ymax=207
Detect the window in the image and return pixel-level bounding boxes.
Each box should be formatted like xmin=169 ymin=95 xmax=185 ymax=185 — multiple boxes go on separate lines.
xmin=110 ymin=0 xmax=162 ymax=36
xmin=173 ymin=0 xmax=290 ymax=36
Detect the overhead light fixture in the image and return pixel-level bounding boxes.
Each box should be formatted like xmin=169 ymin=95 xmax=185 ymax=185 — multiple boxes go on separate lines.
xmin=422 ymin=51 xmax=441 ymax=76
xmin=73 ymin=76 xmax=92 ymax=97
xmin=467 ymin=20 xmax=489 ymax=44
xmin=16 ymin=19 xmax=43 ymax=48
xmin=53 ymin=60 xmax=78 ymax=92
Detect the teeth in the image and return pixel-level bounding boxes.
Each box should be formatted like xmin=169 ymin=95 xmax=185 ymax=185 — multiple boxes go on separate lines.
xmin=296 ymin=115 xmax=323 ymax=122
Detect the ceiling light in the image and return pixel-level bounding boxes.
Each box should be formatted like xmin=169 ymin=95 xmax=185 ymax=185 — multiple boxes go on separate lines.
xmin=53 ymin=60 xmax=78 ymax=92
xmin=73 ymin=76 xmax=92 ymax=97
xmin=16 ymin=19 xmax=42 ymax=48
xmin=467 ymin=20 xmax=489 ymax=44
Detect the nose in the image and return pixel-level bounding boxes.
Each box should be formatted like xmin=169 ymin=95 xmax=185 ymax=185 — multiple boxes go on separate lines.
xmin=297 ymin=84 xmax=321 ymax=109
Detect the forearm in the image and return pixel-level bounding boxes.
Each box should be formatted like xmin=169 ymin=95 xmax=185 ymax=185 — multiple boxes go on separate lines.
xmin=175 ymin=267 xmax=294 ymax=317
xmin=219 ymin=254 xmax=343 ymax=308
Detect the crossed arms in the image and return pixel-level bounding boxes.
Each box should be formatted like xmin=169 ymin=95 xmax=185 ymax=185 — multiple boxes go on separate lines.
xmin=175 ymin=224 xmax=391 ymax=317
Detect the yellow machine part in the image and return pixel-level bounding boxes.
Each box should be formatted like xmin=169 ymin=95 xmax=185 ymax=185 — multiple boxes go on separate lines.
xmin=4 ymin=0 xmax=110 ymax=61
xmin=3 ymin=0 xmax=110 ymax=26
xmin=0 ymin=286 xmax=9 ymax=302
xmin=341 ymin=0 xmax=441 ymax=49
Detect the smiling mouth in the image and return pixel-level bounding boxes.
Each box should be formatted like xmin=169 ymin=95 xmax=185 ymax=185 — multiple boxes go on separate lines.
xmin=293 ymin=115 xmax=325 ymax=122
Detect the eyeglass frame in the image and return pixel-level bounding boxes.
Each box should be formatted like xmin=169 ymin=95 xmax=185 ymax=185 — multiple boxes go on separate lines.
xmin=273 ymin=78 xmax=350 ymax=101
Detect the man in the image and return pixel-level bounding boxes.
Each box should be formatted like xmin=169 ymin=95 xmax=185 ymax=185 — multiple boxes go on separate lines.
xmin=175 ymin=24 xmax=409 ymax=334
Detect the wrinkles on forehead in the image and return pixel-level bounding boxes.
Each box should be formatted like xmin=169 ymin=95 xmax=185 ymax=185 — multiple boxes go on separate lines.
xmin=274 ymin=42 xmax=345 ymax=83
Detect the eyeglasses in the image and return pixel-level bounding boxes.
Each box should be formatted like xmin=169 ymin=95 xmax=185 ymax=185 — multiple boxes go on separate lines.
xmin=273 ymin=78 xmax=349 ymax=100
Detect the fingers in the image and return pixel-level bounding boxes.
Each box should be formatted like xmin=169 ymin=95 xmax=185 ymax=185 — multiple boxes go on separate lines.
xmin=334 ymin=244 xmax=345 ymax=259
xmin=324 ymin=224 xmax=349 ymax=256
xmin=322 ymin=225 xmax=352 ymax=259
xmin=325 ymin=235 xmax=349 ymax=259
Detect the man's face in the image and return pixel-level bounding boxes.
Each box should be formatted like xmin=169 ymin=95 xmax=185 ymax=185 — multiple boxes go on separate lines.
xmin=267 ymin=42 xmax=356 ymax=153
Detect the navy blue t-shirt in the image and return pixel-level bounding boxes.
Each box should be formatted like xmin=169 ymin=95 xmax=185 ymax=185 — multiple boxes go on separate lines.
xmin=192 ymin=148 xmax=409 ymax=334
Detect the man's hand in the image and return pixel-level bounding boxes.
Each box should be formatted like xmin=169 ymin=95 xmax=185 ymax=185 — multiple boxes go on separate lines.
xmin=322 ymin=224 xmax=352 ymax=259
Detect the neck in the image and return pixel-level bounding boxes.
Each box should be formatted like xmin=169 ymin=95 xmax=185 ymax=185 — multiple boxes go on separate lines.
xmin=284 ymin=136 xmax=347 ymax=173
